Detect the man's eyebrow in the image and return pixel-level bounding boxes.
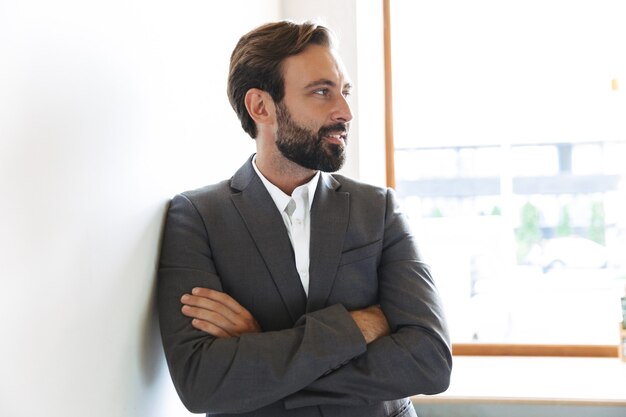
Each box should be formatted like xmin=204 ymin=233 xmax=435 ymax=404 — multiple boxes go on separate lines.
xmin=304 ymin=79 xmax=353 ymax=91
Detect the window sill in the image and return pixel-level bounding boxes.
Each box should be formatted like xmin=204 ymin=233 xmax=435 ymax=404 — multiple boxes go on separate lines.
xmin=412 ymin=356 xmax=626 ymax=407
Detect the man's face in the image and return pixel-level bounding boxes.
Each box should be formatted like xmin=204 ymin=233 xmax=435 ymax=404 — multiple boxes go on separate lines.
xmin=275 ymin=44 xmax=353 ymax=172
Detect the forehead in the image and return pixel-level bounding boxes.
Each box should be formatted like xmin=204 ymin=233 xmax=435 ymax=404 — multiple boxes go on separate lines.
xmin=281 ymin=44 xmax=351 ymax=89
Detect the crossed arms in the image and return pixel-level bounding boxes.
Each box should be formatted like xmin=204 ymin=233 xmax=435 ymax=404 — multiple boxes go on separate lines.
xmin=181 ymin=287 xmax=390 ymax=344
xmin=157 ymin=188 xmax=452 ymax=414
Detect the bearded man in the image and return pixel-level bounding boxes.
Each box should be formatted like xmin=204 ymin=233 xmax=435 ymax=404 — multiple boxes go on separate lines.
xmin=157 ymin=21 xmax=452 ymax=417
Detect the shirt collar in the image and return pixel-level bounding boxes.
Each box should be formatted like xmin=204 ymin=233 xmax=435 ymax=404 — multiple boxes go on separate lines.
xmin=252 ymin=155 xmax=320 ymax=212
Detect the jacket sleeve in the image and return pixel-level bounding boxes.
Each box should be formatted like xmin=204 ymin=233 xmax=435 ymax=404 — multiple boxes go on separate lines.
xmin=283 ymin=188 xmax=452 ymax=409
xmin=157 ymin=194 xmax=367 ymax=414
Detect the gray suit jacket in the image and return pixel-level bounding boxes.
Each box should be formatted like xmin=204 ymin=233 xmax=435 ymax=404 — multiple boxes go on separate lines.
xmin=157 ymin=156 xmax=452 ymax=416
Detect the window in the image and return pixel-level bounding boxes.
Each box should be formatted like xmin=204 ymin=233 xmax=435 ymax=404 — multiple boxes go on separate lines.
xmin=386 ymin=0 xmax=626 ymax=353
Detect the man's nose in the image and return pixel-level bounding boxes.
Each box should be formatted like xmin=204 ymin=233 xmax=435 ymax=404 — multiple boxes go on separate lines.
xmin=332 ymin=95 xmax=353 ymax=123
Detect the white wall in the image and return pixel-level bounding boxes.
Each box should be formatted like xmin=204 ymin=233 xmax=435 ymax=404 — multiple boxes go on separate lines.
xmin=0 ymin=1 xmax=278 ymax=416
xmin=0 ymin=2 xmax=387 ymax=415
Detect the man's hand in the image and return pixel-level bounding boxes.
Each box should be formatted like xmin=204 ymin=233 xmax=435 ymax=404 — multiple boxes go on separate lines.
xmin=350 ymin=305 xmax=390 ymax=344
xmin=181 ymin=287 xmax=261 ymax=338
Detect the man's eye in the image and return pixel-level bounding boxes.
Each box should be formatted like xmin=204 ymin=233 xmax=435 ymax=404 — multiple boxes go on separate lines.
xmin=313 ymin=89 xmax=329 ymax=96
xmin=343 ymin=91 xmax=352 ymax=98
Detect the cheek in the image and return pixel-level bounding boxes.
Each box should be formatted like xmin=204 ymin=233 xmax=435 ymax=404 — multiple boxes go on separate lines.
xmin=293 ymin=112 xmax=322 ymax=131
xmin=286 ymin=101 xmax=329 ymax=130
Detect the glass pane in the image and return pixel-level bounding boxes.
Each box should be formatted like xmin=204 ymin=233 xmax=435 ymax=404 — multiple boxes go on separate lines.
xmin=391 ymin=0 xmax=626 ymax=345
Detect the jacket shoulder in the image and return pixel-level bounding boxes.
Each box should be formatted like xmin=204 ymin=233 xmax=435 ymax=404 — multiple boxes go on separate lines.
xmin=169 ymin=179 xmax=235 ymax=215
xmin=180 ymin=179 xmax=231 ymax=200
xmin=330 ymin=174 xmax=389 ymax=199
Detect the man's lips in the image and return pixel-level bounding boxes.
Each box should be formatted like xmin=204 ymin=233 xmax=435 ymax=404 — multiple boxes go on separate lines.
xmin=322 ymin=132 xmax=347 ymax=145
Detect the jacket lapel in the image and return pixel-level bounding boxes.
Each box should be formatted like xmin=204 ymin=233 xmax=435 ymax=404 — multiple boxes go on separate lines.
xmin=306 ymin=174 xmax=349 ymax=313
xmin=230 ymin=157 xmax=307 ymax=323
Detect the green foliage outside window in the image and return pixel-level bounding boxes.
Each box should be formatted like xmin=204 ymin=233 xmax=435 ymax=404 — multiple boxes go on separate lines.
xmin=556 ymin=206 xmax=572 ymax=237
xmin=516 ymin=201 xmax=542 ymax=263
xmin=588 ymin=201 xmax=605 ymax=245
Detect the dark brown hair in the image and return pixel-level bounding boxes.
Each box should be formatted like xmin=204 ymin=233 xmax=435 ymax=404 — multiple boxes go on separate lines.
xmin=227 ymin=21 xmax=334 ymax=138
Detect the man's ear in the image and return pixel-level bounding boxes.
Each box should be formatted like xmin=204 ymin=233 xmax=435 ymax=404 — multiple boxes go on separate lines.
xmin=244 ymin=88 xmax=275 ymax=127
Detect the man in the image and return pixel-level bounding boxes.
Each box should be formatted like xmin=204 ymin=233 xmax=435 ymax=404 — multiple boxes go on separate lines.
xmin=157 ymin=21 xmax=451 ymax=417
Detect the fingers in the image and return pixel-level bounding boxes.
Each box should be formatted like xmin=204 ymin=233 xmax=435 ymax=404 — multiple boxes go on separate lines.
xmin=189 ymin=317 xmax=232 ymax=338
xmin=181 ymin=290 xmax=241 ymax=326
xmin=181 ymin=303 xmax=237 ymax=336
xmin=191 ymin=287 xmax=247 ymax=316
xmin=180 ymin=287 xmax=261 ymax=338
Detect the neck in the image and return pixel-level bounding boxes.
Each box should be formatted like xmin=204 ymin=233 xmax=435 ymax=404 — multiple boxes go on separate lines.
xmin=255 ymin=152 xmax=317 ymax=196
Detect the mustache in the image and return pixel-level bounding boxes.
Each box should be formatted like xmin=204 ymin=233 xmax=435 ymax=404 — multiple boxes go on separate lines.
xmin=318 ymin=123 xmax=349 ymax=137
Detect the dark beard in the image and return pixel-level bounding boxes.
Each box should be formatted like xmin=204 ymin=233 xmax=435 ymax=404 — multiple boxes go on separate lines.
xmin=275 ymin=102 xmax=347 ymax=172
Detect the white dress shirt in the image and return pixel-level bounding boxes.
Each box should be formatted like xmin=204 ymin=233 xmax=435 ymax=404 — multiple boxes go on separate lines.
xmin=252 ymin=157 xmax=320 ymax=296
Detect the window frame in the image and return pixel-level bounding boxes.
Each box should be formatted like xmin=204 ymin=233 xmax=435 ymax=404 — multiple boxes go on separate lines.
xmin=382 ymin=0 xmax=620 ymax=358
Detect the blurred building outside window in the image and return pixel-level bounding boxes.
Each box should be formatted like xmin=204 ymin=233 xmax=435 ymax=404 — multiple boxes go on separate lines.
xmin=390 ymin=0 xmax=626 ymax=346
